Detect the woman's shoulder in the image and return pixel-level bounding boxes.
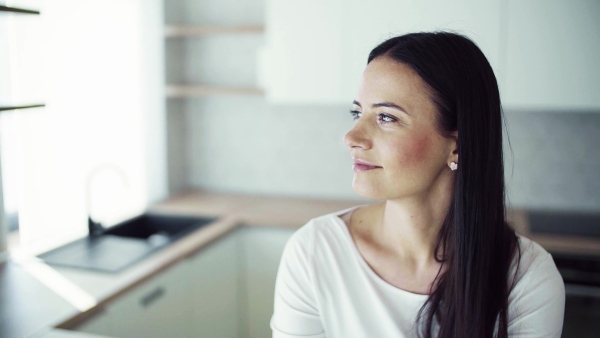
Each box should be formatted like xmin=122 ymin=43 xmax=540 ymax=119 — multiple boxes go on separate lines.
xmin=295 ymin=205 xmax=358 ymax=233
xmin=513 ymin=234 xmax=555 ymax=274
xmin=506 ymin=236 xmax=566 ymax=335
xmin=509 ymin=234 xmax=564 ymax=302
xmin=281 ymin=205 xmax=366 ymax=256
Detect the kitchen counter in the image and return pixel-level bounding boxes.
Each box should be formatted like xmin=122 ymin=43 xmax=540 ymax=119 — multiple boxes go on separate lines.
xmin=0 ymin=261 xmax=76 ymax=338
xmin=150 ymin=190 xmax=600 ymax=255
xmin=1 ymin=191 xmax=359 ymax=337
xmin=2 ymin=190 xmax=599 ymax=337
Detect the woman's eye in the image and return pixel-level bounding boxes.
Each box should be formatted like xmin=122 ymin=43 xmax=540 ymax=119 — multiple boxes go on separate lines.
xmin=378 ymin=113 xmax=397 ymax=124
xmin=350 ymin=110 xmax=362 ymax=120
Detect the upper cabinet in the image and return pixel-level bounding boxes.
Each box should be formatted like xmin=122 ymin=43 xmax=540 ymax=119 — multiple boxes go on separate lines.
xmin=259 ymin=0 xmax=502 ymax=105
xmin=502 ymin=0 xmax=600 ymax=110
xmin=260 ymin=0 xmax=600 ymax=110
xmin=258 ymin=0 xmax=346 ymax=104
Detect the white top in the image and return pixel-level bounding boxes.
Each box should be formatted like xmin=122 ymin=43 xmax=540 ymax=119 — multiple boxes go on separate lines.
xmin=270 ymin=206 xmax=565 ymax=338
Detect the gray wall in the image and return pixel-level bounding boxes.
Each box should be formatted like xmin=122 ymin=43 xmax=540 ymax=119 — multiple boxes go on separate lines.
xmin=168 ymin=98 xmax=357 ymax=200
xmin=168 ymin=98 xmax=600 ymax=212
xmin=503 ymin=110 xmax=600 ymax=211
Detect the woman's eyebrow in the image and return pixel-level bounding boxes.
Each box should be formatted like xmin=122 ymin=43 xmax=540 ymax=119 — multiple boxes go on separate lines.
xmin=352 ymin=100 xmax=410 ymax=116
xmin=372 ymin=102 xmax=410 ymax=115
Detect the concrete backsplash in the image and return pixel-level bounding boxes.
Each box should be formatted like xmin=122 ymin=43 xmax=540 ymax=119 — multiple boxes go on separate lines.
xmin=502 ymin=110 xmax=600 ymax=211
xmin=168 ymin=97 xmax=359 ymax=200
xmin=168 ymin=98 xmax=600 ymax=212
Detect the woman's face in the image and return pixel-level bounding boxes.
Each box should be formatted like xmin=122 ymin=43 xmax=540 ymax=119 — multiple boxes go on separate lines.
xmin=344 ymin=56 xmax=457 ymax=200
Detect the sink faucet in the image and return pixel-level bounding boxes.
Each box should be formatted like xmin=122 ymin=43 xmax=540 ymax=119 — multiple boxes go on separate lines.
xmin=85 ymin=163 xmax=129 ymax=238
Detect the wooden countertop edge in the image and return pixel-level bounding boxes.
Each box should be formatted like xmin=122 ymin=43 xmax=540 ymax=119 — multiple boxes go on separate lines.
xmin=55 ymin=215 xmax=243 ymax=329
xmin=507 ymin=209 xmax=600 ymax=255
xmin=532 ymin=234 xmax=600 ymax=255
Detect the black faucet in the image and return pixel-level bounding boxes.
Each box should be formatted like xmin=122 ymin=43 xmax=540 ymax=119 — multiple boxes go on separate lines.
xmin=85 ymin=163 xmax=129 ymax=238
xmin=87 ymin=216 xmax=105 ymax=238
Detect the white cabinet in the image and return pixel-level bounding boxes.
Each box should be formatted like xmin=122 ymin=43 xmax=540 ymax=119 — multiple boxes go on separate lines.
xmin=341 ymin=0 xmax=503 ymax=106
xmin=502 ymin=0 xmax=600 ymax=110
xmin=262 ymin=0 xmax=600 ymax=110
xmin=240 ymin=226 xmax=296 ymax=338
xmin=259 ymin=0 xmax=345 ymax=104
xmin=73 ymin=261 xmax=193 ymax=338
xmin=73 ymin=231 xmax=243 ymax=338
xmin=107 ymin=261 xmax=194 ymax=338
xmin=186 ymin=230 xmax=242 ymax=338
xmin=72 ymin=226 xmax=295 ymax=338
xmin=260 ymin=0 xmax=502 ymax=105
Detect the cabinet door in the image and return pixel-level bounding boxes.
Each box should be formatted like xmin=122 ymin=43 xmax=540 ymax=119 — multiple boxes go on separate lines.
xmin=106 ymin=262 xmax=193 ymax=338
xmin=260 ymin=0 xmax=345 ymax=104
xmin=261 ymin=0 xmax=502 ymax=105
xmin=186 ymin=230 xmax=241 ymax=338
xmin=241 ymin=226 xmax=296 ymax=338
xmin=343 ymin=0 xmax=503 ymax=102
xmin=503 ymin=0 xmax=600 ymax=110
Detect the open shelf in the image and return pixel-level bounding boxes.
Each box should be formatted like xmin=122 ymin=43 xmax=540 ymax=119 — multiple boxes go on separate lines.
xmin=0 ymin=5 xmax=40 ymax=15
xmin=165 ymin=25 xmax=264 ymax=38
xmin=0 ymin=104 xmax=45 ymax=112
xmin=166 ymin=84 xmax=264 ymax=97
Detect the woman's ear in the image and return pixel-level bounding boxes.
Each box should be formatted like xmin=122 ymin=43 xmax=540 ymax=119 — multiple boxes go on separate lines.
xmin=449 ymin=130 xmax=459 ymax=159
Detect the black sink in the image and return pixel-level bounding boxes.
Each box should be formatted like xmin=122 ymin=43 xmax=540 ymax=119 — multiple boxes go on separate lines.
xmin=38 ymin=213 xmax=216 ymax=273
xmin=102 ymin=213 xmax=215 ymax=241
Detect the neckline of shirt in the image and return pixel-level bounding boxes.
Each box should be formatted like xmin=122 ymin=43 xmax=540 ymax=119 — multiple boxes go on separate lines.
xmin=328 ymin=206 xmax=430 ymax=300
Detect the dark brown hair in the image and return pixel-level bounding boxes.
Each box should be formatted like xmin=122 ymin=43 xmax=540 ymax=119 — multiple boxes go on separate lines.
xmin=368 ymin=32 xmax=520 ymax=338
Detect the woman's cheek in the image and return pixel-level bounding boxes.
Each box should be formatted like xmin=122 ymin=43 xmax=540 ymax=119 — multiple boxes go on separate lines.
xmin=393 ymin=135 xmax=432 ymax=167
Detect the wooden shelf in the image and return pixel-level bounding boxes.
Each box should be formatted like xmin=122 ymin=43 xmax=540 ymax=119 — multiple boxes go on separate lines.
xmin=166 ymin=85 xmax=264 ymax=97
xmin=164 ymin=25 xmax=264 ymax=38
xmin=0 ymin=5 xmax=40 ymax=15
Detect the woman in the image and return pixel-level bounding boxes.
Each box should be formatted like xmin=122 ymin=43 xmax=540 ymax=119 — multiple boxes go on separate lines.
xmin=270 ymin=32 xmax=565 ymax=338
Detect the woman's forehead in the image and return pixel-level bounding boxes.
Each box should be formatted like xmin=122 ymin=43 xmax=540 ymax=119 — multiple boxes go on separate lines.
xmin=356 ymin=57 xmax=435 ymax=113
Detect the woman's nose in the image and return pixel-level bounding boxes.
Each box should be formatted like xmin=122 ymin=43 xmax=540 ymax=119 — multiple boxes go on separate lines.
xmin=344 ymin=122 xmax=372 ymax=150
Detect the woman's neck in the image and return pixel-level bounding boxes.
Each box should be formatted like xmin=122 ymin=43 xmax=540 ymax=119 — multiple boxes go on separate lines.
xmin=379 ymin=199 xmax=447 ymax=269
xmin=374 ymin=184 xmax=450 ymax=268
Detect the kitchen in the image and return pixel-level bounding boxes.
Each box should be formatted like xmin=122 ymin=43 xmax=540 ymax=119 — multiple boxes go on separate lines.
xmin=0 ymin=0 xmax=599 ymax=337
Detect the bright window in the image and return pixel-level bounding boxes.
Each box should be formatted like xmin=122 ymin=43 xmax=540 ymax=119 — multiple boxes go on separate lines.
xmin=1 ymin=0 xmax=167 ymax=256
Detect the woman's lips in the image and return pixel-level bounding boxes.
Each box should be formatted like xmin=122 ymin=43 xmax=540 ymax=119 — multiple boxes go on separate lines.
xmin=352 ymin=159 xmax=382 ymax=172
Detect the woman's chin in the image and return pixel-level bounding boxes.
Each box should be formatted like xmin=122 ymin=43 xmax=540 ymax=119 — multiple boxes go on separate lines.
xmin=352 ymin=182 xmax=386 ymax=200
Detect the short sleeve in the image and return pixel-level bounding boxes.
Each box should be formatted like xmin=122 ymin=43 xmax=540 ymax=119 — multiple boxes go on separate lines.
xmin=270 ymin=225 xmax=326 ymax=338
xmin=508 ymin=251 xmax=566 ymax=338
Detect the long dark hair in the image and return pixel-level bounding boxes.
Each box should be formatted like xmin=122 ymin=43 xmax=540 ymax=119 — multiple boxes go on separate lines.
xmin=368 ymin=32 xmax=520 ymax=338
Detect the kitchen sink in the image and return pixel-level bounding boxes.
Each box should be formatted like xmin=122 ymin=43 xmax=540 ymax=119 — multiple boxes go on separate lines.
xmin=102 ymin=213 xmax=214 ymax=242
xmin=38 ymin=213 xmax=216 ymax=273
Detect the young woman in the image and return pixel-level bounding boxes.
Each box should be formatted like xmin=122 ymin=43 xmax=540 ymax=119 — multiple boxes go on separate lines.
xmin=270 ymin=32 xmax=565 ymax=338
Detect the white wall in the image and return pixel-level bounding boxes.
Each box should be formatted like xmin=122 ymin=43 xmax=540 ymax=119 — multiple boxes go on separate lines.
xmin=2 ymin=0 xmax=167 ymax=254
xmin=0 ymin=0 xmax=45 ymax=257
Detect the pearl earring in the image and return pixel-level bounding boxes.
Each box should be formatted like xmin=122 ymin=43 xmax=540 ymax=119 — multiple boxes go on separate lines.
xmin=450 ymin=162 xmax=458 ymax=171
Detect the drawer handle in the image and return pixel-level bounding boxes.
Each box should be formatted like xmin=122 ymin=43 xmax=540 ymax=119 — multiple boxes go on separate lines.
xmin=140 ymin=286 xmax=166 ymax=308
